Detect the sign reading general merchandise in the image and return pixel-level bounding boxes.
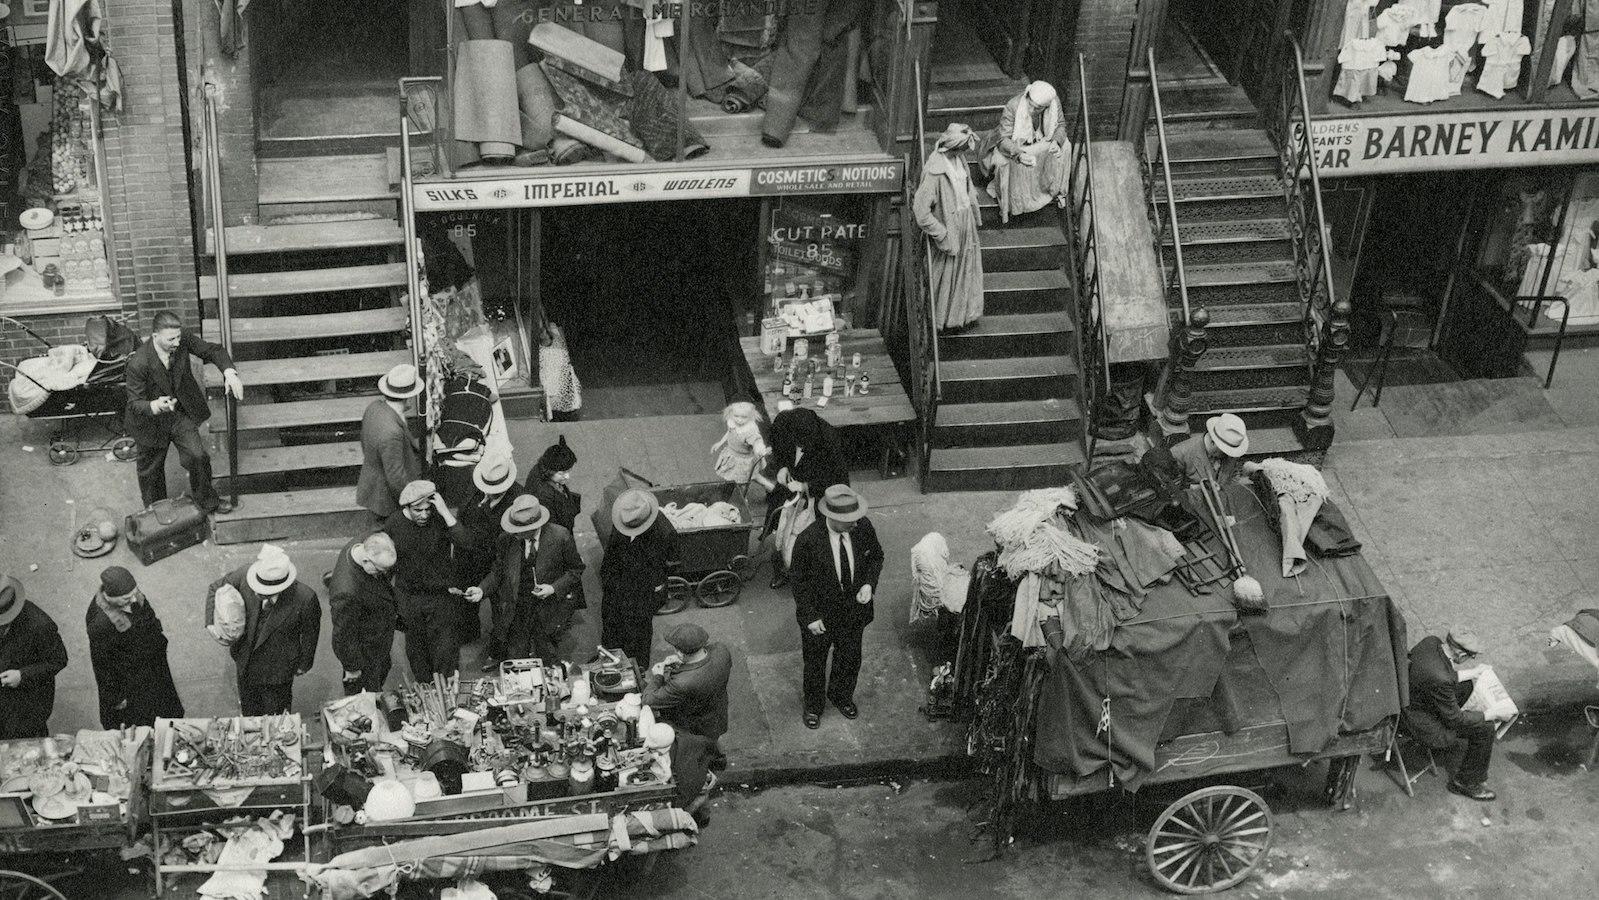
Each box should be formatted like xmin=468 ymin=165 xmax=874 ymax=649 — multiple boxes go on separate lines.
xmin=1308 ymin=109 xmax=1599 ymax=176
xmin=413 ymin=161 xmax=904 ymax=211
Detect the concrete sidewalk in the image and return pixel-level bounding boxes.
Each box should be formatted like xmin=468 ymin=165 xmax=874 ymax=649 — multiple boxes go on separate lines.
xmin=2 ymin=407 xmax=1596 ymax=787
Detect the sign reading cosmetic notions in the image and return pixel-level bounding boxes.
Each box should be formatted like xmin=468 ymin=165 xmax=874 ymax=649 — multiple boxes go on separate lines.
xmin=413 ymin=160 xmax=904 ymax=211
xmin=1306 ymin=109 xmax=1599 ymax=176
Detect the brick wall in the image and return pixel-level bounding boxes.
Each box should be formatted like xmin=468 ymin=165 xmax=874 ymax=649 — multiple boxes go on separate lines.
xmin=1064 ymin=0 xmax=1169 ymax=140
xmin=181 ymin=0 xmax=258 ymax=228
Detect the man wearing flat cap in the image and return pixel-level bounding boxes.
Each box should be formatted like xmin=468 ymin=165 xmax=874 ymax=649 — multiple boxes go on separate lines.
xmin=0 ymin=574 xmax=68 ymax=739
xmin=644 ymin=624 xmax=734 ymax=772
xmin=356 ymin=363 xmax=424 ymax=528
xmin=478 ymin=494 xmax=585 ymax=664
xmin=1404 ymin=629 xmax=1507 ymax=801
xmin=328 ymin=532 xmax=400 ymax=695
xmin=384 ymin=479 xmax=483 ymax=679
xmin=788 ymin=485 xmax=883 ymax=729
xmin=87 ymin=566 xmax=183 ymax=728
xmin=205 ymin=545 xmax=321 ymax=716
xmin=600 ymin=489 xmax=681 ymax=666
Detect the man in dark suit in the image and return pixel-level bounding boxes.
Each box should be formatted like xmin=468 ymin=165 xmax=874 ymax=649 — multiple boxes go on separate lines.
xmin=460 ymin=455 xmax=528 ymax=656
xmin=479 ymin=494 xmax=585 ymax=663
xmin=644 ymin=623 xmax=733 ymax=770
xmin=124 ymin=309 xmax=244 ymax=514
xmin=788 ymin=484 xmax=882 ymax=729
xmin=0 ymin=574 xmax=68 ymax=739
xmin=328 ymin=532 xmax=399 ymax=695
xmin=384 ymin=480 xmax=482 ymax=680
xmin=204 ymin=548 xmax=321 ymax=716
xmin=356 ymin=364 xmax=424 ymax=527
xmin=1403 ymin=630 xmax=1504 ymax=801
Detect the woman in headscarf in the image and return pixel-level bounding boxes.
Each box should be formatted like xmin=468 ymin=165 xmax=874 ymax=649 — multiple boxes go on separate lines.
xmin=979 ymin=80 xmax=1070 ymax=223
xmin=914 ymin=123 xmax=985 ymax=332
xmin=85 ymin=566 xmax=183 ymax=728
xmin=762 ymin=405 xmax=850 ymax=588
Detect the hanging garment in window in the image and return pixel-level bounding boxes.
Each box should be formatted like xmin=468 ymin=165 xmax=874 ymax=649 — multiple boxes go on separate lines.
xmin=1399 ymin=0 xmax=1442 ymax=37
xmin=1375 ymin=4 xmax=1419 ymax=44
xmin=1405 ymin=46 xmax=1459 ymax=102
xmin=1478 ymin=31 xmax=1532 ymax=97
xmin=1442 ymin=2 xmax=1490 ymax=55
xmin=1336 ymin=38 xmax=1391 ymax=101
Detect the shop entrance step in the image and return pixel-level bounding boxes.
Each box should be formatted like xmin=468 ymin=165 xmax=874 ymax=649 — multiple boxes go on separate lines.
xmin=204 ymin=350 xmax=411 ymax=388
xmin=199 ymin=263 xmax=408 ymax=300
xmin=204 ymin=218 xmax=404 ymax=255
xmin=211 ymin=486 xmax=369 ymax=545
xmin=258 ymin=153 xmax=397 ymax=205
xmin=202 ymin=307 xmax=409 ymax=343
xmin=925 ymin=441 xmax=1086 ymax=491
xmin=931 ymin=398 xmax=1083 ymax=449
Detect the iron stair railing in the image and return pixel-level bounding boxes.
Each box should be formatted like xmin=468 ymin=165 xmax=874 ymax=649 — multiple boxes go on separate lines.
xmin=198 ymin=83 xmax=239 ymax=507
xmin=1272 ymin=33 xmax=1348 ymax=434
xmin=1065 ymin=53 xmax=1106 ymax=461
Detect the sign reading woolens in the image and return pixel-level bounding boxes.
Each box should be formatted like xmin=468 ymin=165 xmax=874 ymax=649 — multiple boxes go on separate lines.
xmin=412 ymin=160 xmax=904 ymax=211
xmin=1308 ymin=108 xmax=1599 ymax=176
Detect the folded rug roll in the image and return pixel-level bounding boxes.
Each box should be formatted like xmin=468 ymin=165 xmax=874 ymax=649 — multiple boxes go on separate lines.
xmin=625 ymin=71 xmax=709 ymax=161
xmin=530 ymin=22 xmax=630 ymax=95
xmin=516 ymin=63 xmax=559 ymax=150
xmin=454 ymin=39 xmax=522 ymax=158
xmin=543 ymin=64 xmax=646 ymax=161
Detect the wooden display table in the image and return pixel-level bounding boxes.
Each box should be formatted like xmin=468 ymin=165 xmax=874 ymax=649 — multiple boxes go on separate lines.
xmin=739 ymin=329 xmax=915 ymax=474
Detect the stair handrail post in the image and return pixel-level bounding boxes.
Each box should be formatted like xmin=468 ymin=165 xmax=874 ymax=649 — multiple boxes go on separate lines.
xmin=1145 ymin=48 xmax=1205 ymax=436
xmin=1280 ymin=33 xmax=1343 ymax=443
xmin=911 ymin=58 xmax=938 ymax=405
xmin=1069 ymin=53 xmax=1108 ymax=461
xmin=200 ymin=82 xmax=239 ymax=506
xmin=398 ymin=79 xmax=426 ymax=377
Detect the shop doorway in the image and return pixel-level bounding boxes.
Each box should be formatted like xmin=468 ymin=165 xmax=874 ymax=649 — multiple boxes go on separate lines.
xmin=537 ymin=198 xmax=762 ymax=419
xmin=1165 ymin=0 xmax=1312 ymax=102
xmin=248 ymin=0 xmax=415 ymax=142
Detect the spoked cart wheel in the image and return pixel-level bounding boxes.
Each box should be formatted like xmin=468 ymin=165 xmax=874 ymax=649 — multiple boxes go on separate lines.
xmin=111 ymin=437 xmax=138 ymax=461
xmin=695 ymin=570 xmax=742 ymax=608
xmin=729 ymin=553 xmax=758 ymax=583
xmin=658 ymin=576 xmax=693 ymax=616
xmin=46 ymin=443 xmax=76 ymax=466
xmin=0 ymin=870 xmax=69 ymax=900
xmin=1145 ymin=786 xmax=1273 ymax=894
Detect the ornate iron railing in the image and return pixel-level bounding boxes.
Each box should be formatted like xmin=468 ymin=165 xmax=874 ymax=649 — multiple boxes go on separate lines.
xmin=1064 ymin=54 xmax=1106 ymax=460
xmin=1269 ymin=33 xmax=1346 ymax=435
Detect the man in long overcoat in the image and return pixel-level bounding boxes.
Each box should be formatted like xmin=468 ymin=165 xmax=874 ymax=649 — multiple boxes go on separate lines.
xmin=86 ymin=566 xmax=183 ymax=728
xmin=356 ymin=364 xmax=424 ymax=527
xmin=479 ymin=495 xmax=585 ymax=663
xmin=0 ymin=575 xmax=68 ymax=739
xmin=205 ymin=548 xmax=321 ymax=716
xmin=600 ymin=489 xmax=680 ymax=666
xmin=328 ymin=532 xmax=399 ymax=695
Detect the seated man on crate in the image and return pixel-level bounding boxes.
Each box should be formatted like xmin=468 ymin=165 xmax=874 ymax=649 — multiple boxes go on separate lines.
xmin=1404 ymin=629 xmax=1510 ymax=802
xmin=1170 ymin=413 xmax=1252 ymax=488
xmin=124 ymin=310 xmax=245 ymax=514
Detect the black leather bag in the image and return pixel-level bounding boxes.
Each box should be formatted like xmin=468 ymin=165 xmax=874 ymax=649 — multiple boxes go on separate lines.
xmin=125 ymin=498 xmax=210 ymax=565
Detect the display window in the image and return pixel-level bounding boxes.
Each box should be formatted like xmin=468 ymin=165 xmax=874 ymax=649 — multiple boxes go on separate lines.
xmin=419 ymin=0 xmax=887 ymax=178
xmin=0 ymin=34 xmax=117 ymax=312
xmin=1476 ymin=166 xmax=1599 ymax=327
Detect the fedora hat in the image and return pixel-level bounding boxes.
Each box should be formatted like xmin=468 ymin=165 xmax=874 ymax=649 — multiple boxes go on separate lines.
xmin=246 ymin=553 xmax=298 ymax=596
xmin=0 ymin=575 xmax=25 ymax=627
xmin=473 ymin=455 xmax=518 ymax=495
xmin=612 ymin=489 xmax=659 ymax=538
xmin=501 ymin=494 xmax=549 ymax=534
xmin=819 ymin=484 xmax=869 ymax=523
xmin=378 ymin=363 xmax=425 ymax=400
xmin=1205 ymin=413 xmax=1249 ymax=458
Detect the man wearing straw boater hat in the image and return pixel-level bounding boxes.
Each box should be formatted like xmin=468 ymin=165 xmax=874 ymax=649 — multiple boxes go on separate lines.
xmin=459 ymin=455 xmax=528 ymax=652
xmin=0 ymin=574 xmax=68 ymax=739
xmin=204 ymin=545 xmax=321 ymax=716
xmin=787 ymin=485 xmax=883 ymax=729
xmin=478 ymin=494 xmax=585 ymax=664
xmin=357 ymin=364 xmax=425 ymax=528
xmin=1171 ymin=413 xmax=1250 ymax=488
xmin=600 ymin=489 xmax=681 ymax=666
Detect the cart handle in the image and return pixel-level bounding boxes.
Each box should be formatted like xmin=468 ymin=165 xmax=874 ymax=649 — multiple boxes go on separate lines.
xmin=0 ymin=359 xmax=52 ymax=396
xmin=619 ymin=466 xmax=657 ymax=488
xmin=0 ymin=316 xmax=54 ymax=350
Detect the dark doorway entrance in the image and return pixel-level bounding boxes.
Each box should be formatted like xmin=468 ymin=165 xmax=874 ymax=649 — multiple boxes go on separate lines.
xmin=248 ymin=0 xmax=412 ymax=141
xmin=538 ymin=198 xmax=761 ymax=418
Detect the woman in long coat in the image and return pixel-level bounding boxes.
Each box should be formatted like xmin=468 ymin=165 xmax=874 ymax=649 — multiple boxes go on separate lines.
xmin=979 ymin=81 xmax=1070 ymax=223
xmin=85 ymin=567 xmax=183 ymax=729
xmin=913 ymin=123 xmax=985 ymax=331
xmin=762 ymin=406 xmax=851 ymax=588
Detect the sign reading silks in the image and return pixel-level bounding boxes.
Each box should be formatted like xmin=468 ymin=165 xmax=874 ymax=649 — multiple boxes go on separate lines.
xmin=1304 ymin=109 xmax=1599 ymax=176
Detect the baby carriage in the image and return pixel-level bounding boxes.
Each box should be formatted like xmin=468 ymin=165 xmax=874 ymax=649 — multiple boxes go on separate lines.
xmin=2 ymin=315 xmax=141 ymax=465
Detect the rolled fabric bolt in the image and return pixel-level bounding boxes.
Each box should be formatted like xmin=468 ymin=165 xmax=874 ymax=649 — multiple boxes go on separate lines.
xmin=516 ymin=63 xmax=558 ymax=150
xmin=553 ymin=115 xmax=648 ymax=163
xmin=454 ymin=40 xmax=522 ymax=159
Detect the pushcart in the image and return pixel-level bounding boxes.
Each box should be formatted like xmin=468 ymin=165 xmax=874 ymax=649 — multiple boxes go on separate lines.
xmin=0 ymin=315 xmax=139 ymax=465
xmin=959 ymin=479 xmax=1408 ymax=894
xmin=592 ymin=468 xmax=761 ymax=614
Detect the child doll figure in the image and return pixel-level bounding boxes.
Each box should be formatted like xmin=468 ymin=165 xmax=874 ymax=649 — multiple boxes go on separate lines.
xmin=712 ymin=401 xmax=774 ymax=489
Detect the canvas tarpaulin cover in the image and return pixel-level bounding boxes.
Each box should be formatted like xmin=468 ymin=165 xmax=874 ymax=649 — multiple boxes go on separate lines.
xmin=1033 ymin=483 xmax=1406 ymax=790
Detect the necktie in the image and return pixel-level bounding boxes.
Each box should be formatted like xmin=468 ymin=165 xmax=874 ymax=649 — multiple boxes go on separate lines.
xmin=839 ymin=535 xmax=853 ymax=588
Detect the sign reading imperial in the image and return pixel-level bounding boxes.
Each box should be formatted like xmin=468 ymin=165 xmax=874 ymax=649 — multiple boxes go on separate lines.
xmin=1308 ymin=108 xmax=1599 ymax=176
xmin=413 ymin=160 xmax=904 ymax=211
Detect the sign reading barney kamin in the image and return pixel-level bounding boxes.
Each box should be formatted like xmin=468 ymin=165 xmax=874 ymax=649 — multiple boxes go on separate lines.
xmin=1308 ymin=109 xmax=1599 ymax=176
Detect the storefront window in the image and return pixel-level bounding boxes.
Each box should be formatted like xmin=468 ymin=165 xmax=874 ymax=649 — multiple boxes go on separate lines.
xmin=1476 ymin=168 xmax=1599 ymax=328
xmin=0 ymin=38 xmax=117 ymax=311
xmin=429 ymin=0 xmax=880 ymax=177
xmin=763 ymin=194 xmax=867 ymax=328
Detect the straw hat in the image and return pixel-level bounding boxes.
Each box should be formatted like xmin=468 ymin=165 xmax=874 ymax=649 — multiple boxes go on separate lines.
xmin=501 ymin=494 xmax=549 ymax=534
xmin=0 ymin=575 xmax=25 ymax=627
xmin=246 ymin=550 xmax=297 ymax=596
xmin=1205 ymin=414 xmax=1249 ymax=458
xmin=378 ymin=363 xmax=425 ymax=400
xmin=818 ymin=485 xmax=869 ymax=523
xmin=472 ymin=455 xmax=518 ymax=495
xmin=612 ymin=489 xmax=659 ymax=537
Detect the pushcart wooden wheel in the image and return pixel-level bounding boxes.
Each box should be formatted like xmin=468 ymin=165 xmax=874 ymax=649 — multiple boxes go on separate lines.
xmin=729 ymin=553 xmax=757 ymax=582
xmin=695 ymin=570 xmax=742 ymax=608
xmin=111 ymin=437 xmax=138 ymax=461
xmin=0 ymin=870 xmax=69 ymax=900
xmin=658 ymin=576 xmax=692 ymax=616
xmin=46 ymin=442 xmax=75 ymax=466
xmin=1145 ymin=786 xmax=1273 ymax=894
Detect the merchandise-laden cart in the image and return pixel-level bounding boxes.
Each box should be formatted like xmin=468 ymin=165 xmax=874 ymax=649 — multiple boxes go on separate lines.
xmin=592 ymin=468 xmax=760 ymax=614
xmin=958 ymin=480 xmax=1407 ymax=894
xmin=0 ymin=729 xmax=153 ymax=900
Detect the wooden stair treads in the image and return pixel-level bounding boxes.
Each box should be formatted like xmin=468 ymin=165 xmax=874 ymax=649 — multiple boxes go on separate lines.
xmin=258 ymin=153 xmax=396 ymax=205
xmin=219 ymin=395 xmax=380 ymax=431
xmin=206 ymin=350 xmax=411 ymax=387
xmin=199 ymin=263 xmax=407 ymax=300
xmin=210 ymin=485 xmax=369 ymax=545
xmin=203 ymin=307 xmax=409 ymax=343
xmin=205 ymin=219 xmax=404 ymax=255
xmin=231 ymin=441 xmax=363 ymax=477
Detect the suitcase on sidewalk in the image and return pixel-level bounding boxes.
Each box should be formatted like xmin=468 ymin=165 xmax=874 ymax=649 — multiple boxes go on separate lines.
xmin=125 ymin=498 xmax=210 ymax=565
